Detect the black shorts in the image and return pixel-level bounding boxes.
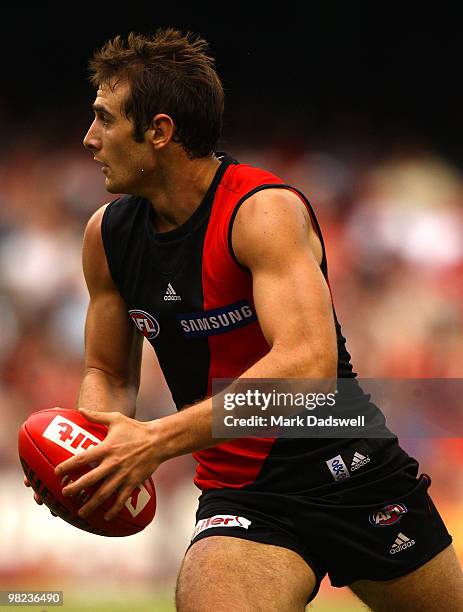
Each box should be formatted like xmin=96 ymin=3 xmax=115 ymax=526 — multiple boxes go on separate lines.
xmin=189 ymin=443 xmax=452 ymax=603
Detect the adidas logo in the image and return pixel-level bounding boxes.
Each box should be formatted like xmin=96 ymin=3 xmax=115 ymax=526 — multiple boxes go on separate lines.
xmin=350 ymin=451 xmax=370 ymax=471
xmin=164 ymin=283 xmax=181 ymax=301
xmin=390 ymin=532 xmax=416 ymax=555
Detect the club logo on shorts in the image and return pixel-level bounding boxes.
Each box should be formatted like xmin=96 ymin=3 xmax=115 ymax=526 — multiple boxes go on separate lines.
xmin=325 ymin=454 xmax=350 ymax=482
xmin=370 ymin=503 xmax=408 ymax=527
xmin=129 ymin=309 xmax=160 ymax=339
xmin=191 ymin=515 xmax=252 ymax=540
xmin=389 ymin=532 xmax=415 ymax=554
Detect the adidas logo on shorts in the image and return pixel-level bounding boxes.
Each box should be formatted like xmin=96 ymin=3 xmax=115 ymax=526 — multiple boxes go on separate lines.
xmin=350 ymin=451 xmax=370 ymax=471
xmin=390 ymin=532 xmax=416 ymax=555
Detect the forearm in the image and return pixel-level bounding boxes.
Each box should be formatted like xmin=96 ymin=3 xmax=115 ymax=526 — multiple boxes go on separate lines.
xmin=77 ymin=367 xmax=138 ymax=417
xmin=154 ymin=345 xmax=336 ymax=461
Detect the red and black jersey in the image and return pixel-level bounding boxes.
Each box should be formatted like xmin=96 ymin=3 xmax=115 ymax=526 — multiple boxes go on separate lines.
xmin=101 ymin=154 xmax=394 ymax=492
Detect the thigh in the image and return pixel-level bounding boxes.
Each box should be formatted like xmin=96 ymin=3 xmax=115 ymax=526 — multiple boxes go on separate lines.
xmin=176 ymin=535 xmax=316 ymax=612
xmin=349 ymin=544 xmax=463 ymax=612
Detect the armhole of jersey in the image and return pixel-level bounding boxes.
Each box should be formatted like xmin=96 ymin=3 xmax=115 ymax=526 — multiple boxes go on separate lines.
xmin=227 ymin=183 xmax=327 ymax=273
xmin=100 ymin=199 xmax=121 ymax=287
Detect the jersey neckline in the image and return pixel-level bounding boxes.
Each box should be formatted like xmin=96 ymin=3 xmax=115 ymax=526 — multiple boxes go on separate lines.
xmin=145 ymin=154 xmax=235 ymax=244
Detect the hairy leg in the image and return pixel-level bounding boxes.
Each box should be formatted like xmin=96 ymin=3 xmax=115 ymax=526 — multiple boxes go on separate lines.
xmin=349 ymin=544 xmax=463 ymax=612
xmin=176 ymin=536 xmax=316 ymax=612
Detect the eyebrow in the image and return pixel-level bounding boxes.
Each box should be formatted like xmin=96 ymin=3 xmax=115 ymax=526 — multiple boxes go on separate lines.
xmin=92 ymin=103 xmax=115 ymax=117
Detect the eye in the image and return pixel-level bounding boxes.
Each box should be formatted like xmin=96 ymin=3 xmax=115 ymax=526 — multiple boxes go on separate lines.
xmin=96 ymin=112 xmax=111 ymax=127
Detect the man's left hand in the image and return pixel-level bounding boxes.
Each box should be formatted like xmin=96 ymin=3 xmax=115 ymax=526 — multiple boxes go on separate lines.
xmin=54 ymin=409 xmax=160 ymax=522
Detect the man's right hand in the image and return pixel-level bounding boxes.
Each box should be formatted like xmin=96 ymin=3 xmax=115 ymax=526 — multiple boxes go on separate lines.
xmin=24 ymin=476 xmax=57 ymax=516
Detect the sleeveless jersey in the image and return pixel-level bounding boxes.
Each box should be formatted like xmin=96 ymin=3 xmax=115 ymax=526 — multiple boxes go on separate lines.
xmin=101 ymin=154 xmax=393 ymax=493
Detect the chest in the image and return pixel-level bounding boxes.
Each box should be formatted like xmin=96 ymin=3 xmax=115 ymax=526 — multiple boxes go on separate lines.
xmin=123 ymin=228 xmax=255 ymax=343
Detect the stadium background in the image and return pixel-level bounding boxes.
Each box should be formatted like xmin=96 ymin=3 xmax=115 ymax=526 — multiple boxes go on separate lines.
xmin=0 ymin=7 xmax=462 ymax=611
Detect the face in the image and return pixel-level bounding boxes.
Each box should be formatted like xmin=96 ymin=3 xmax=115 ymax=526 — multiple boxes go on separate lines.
xmin=83 ymin=80 xmax=156 ymax=194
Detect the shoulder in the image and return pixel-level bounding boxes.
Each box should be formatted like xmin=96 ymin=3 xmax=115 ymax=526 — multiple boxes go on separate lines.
xmin=84 ymin=195 xmax=148 ymax=293
xmin=85 ymin=194 xmax=145 ymax=247
xmin=84 ymin=199 xmax=120 ymax=251
xmin=85 ymin=202 xmax=112 ymax=237
xmin=236 ymin=187 xmax=310 ymax=226
xmin=232 ymin=187 xmax=322 ymax=268
xmin=82 ymin=202 xmax=111 ymax=276
xmin=89 ymin=194 xmax=145 ymax=233
xmin=83 ymin=202 xmax=117 ymax=290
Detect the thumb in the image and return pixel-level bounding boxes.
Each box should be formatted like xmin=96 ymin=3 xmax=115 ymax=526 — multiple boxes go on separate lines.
xmin=79 ymin=408 xmax=114 ymax=425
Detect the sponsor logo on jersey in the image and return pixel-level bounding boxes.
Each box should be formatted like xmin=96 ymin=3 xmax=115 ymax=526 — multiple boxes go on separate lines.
xmin=164 ymin=283 xmax=181 ymax=301
xmin=390 ymin=532 xmax=415 ymax=554
xmin=370 ymin=503 xmax=408 ymax=527
xmin=129 ymin=309 xmax=160 ymax=339
xmin=192 ymin=515 xmax=252 ymax=540
xmin=350 ymin=451 xmax=371 ymax=471
xmin=42 ymin=415 xmax=150 ymax=517
xmin=325 ymin=454 xmax=350 ymax=482
xmin=178 ymin=300 xmax=257 ymax=338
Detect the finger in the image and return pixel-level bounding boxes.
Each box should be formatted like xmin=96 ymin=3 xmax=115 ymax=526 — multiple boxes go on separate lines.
xmin=24 ymin=477 xmax=30 ymax=487
xmin=104 ymin=485 xmax=134 ymax=522
xmin=62 ymin=461 xmax=117 ymax=497
xmin=77 ymin=474 xmax=125 ymax=519
xmin=79 ymin=408 xmax=116 ymax=425
xmin=55 ymin=445 xmax=103 ymax=476
xmin=33 ymin=493 xmax=43 ymax=505
xmin=50 ymin=509 xmax=58 ymax=517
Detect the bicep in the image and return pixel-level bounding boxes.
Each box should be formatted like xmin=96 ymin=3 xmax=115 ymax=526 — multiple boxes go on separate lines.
xmin=232 ymin=190 xmax=337 ymax=367
xmin=82 ymin=205 xmax=143 ymax=387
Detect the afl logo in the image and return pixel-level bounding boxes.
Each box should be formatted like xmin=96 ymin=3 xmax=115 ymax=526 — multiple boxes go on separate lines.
xmin=369 ymin=503 xmax=407 ymax=527
xmin=129 ymin=309 xmax=160 ymax=340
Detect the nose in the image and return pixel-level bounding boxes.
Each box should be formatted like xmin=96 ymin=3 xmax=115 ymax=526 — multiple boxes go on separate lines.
xmin=83 ymin=120 xmax=101 ymax=152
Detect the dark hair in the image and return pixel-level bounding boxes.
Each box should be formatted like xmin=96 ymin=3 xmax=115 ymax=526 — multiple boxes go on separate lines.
xmin=89 ymin=28 xmax=224 ymax=158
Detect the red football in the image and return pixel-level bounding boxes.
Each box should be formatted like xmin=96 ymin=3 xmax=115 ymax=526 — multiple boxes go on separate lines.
xmin=18 ymin=407 xmax=156 ymax=537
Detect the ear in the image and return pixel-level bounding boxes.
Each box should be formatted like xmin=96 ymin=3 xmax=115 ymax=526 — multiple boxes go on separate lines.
xmin=149 ymin=114 xmax=175 ymax=150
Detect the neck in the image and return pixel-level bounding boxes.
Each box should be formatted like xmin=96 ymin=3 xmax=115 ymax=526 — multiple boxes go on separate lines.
xmin=144 ymin=153 xmax=221 ymax=232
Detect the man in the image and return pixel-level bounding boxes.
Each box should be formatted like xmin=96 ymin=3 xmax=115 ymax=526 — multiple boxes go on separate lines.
xmin=27 ymin=29 xmax=463 ymax=611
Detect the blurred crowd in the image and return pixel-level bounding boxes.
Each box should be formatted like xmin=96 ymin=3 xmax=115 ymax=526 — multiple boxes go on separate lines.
xmin=0 ymin=134 xmax=462 ymax=590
